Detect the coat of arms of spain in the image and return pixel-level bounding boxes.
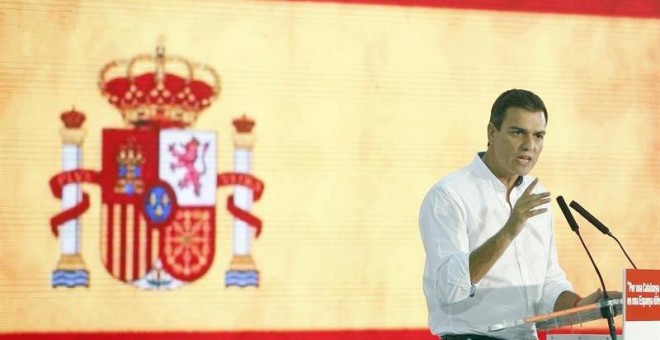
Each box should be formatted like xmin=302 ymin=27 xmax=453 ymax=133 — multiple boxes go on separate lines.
xmin=48 ymin=44 xmax=265 ymax=290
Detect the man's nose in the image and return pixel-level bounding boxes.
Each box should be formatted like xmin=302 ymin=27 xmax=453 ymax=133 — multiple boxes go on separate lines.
xmin=521 ymin=136 xmax=533 ymax=151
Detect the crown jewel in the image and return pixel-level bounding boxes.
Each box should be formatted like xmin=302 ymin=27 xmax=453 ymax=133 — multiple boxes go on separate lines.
xmin=99 ymin=44 xmax=220 ymax=128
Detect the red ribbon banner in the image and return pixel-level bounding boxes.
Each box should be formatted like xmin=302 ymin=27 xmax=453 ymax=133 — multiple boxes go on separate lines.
xmin=48 ymin=169 xmax=101 ymax=236
xmin=217 ymin=172 xmax=265 ymax=237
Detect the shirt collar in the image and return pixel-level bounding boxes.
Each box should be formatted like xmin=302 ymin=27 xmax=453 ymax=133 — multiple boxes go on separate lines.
xmin=471 ymin=152 xmax=524 ymax=192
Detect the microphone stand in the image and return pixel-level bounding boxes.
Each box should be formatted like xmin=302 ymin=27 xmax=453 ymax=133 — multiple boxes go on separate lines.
xmin=556 ymin=196 xmax=617 ymax=340
xmin=609 ymin=234 xmax=638 ymax=269
xmin=569 ymin=200 xmax=637 ymax=269
xmin=573 ymin=228 xmax=617 ymax=340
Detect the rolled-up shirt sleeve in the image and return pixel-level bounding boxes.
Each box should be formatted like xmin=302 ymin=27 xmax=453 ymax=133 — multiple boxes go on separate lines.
xmin=537 ymin=215 xmax=573 ymax=314
xmin=419 ymin=186 xmax=473 ymax=305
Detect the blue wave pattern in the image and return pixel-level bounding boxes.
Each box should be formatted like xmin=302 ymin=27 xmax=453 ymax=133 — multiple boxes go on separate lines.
xmin=52 ymin=270 xmax=89 ymax=288
xmin=225 ymin=270 xmax=259 ymax=287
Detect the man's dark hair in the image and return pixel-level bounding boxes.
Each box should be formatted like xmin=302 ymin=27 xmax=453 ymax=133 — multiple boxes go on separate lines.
xmin=490 ymin=89 xmax=548 ymax=130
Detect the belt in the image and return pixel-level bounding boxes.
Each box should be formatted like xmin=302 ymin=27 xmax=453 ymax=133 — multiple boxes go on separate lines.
xmin=441 ymin=334 xmax=502 ymax=340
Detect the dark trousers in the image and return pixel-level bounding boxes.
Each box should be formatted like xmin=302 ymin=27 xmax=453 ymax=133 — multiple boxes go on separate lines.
xmin=441 ymin=334 xmax=503 ymax=340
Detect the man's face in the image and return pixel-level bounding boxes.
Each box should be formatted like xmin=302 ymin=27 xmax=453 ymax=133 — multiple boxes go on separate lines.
xmin=487 ymin=107 xmax=546 ymax=179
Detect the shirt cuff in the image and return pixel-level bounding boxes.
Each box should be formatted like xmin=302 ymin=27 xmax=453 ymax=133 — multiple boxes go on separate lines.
xmin=469 ymin=283 xmax=477 ymax=297
xmin=438 ymin=252 xmax=474 ymax=304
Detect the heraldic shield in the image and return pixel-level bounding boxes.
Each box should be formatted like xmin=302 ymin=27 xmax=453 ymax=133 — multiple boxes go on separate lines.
xmin=101 ymin=128 xmax=217 ymax=288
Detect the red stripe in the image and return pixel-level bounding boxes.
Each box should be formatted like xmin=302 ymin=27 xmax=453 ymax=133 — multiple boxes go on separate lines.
xmin=133 ymin=208 xmax=140 ymax=280
xmin=290 ymin=0 xmax=660 ymax=18
xmin=106 ymin=204 xmax=114 ymax=272
xmin=146 ymin=221 xmax=153 ymax=273
xmin=0 ymin=328 xmax=617 ymax=340
xmin=120 ymin=204 xmax=127 ymax=281
xmin=0 ymin=330 xmax=434 ymax=340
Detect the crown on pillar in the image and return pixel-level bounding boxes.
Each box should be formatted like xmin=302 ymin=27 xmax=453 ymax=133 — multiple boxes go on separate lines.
xmin=61 ymin=107 xmax=86 ymax=128
xmin=233 ymin=114 xmax=255 ymax=133
xmin=99 ymin=42 xmax=221 ymax=128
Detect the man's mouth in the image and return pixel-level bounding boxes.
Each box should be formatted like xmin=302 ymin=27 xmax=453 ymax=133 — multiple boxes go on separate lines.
xmin=517 ymin=155 xmax=533 ymax=163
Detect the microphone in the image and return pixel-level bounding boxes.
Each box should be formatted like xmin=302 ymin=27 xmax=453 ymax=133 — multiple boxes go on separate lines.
xmin=556 ymin=196 xmax=579 ymax=232
xmin=556 ymin=196 xmax=617 ymax=340
xmin=569 ymin=200 xmax=637 ymax=269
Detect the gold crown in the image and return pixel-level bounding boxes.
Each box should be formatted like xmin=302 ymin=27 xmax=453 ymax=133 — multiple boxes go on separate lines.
xmin=99 ymin=44 xmax=221 ymax=128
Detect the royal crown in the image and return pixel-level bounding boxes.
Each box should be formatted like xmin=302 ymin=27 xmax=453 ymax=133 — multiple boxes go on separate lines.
xmin=99 ymin=44 xmax=220 ymax=128
xmin=233 ymin=114 xmax=256 ymax=133
xmin=61 ymin=107 xmax=86 ymax=128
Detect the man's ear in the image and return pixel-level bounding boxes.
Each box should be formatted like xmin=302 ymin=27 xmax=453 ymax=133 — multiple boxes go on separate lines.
xmin=487 ymin=122 xmax=497 ymax=144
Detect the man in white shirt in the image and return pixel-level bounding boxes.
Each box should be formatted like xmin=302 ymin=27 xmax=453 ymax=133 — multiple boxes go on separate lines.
xmin=419 ymin=89 xmax=605 ymax=340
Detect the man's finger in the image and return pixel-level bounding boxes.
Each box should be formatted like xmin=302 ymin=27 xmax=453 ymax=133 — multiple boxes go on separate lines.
xmin=518 ymin=193 xmax=550 ymax=210
xmin=523 ymin=178 xmax=540 ymax=196
xmin=536 ymin=197 xmax=552 ymax=206
xmin=532 ymin=192 xmax=551 ymax=201
xmin=607 ymin=291 xmax=623 ymax=299
xmin=528 ymin=208 xmax=548 ymax=217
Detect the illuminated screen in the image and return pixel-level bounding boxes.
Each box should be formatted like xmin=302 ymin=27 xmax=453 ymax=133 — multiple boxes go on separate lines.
xmin=0 ymin=0 xmax=658 ymax=338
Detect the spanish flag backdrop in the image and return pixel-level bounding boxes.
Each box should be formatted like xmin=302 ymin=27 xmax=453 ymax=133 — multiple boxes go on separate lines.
xmin=0 ymin=1 xmax=658 ymax=339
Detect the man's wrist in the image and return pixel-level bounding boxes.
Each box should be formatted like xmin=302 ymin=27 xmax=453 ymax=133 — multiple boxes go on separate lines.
xmin=498 ymin=222 xmax=518 ymax=242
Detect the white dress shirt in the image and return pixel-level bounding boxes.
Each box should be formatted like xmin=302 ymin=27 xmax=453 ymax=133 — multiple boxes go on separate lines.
xmin=419 ymin=153 xmax=572 ymax=340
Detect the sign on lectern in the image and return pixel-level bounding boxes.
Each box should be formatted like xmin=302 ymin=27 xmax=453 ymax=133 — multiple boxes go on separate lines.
xmin=623 ymin=269 xmax=660 ymax=339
